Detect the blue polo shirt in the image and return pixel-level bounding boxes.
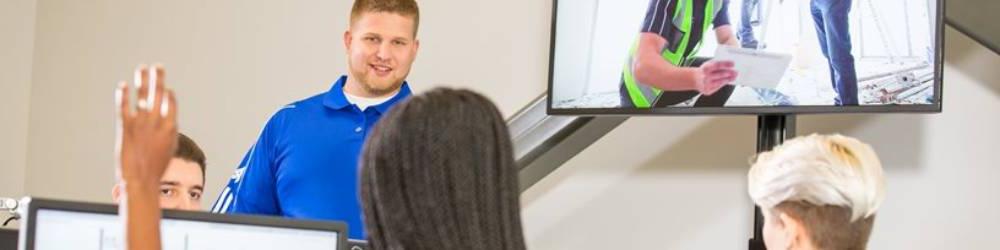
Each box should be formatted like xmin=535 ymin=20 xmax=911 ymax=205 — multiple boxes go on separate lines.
xmin=211 ymin=75 xmax=412 ymax=239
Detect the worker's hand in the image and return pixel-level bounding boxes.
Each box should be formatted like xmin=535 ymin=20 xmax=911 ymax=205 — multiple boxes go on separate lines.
xmin=116 ymin=64 xmax=178 ymax=188
xmin=693 ymin=60 xmax=738 ymax=96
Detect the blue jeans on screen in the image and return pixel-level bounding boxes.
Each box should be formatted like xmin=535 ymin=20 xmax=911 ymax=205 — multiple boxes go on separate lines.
xmin=739 ymin=0 xmax=761 ymax=49
xmin=811 ymin=0 xmax=858 ymax=105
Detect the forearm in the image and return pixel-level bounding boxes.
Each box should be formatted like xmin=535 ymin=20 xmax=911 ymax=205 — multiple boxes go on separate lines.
xmin=122 ymin=180 xmax=163 ymax=250
xmin=715 ymin=25 xmax=740 ymax=47
xmin=723 ymin=36 xmax=739 ymax=47
xmin=632 ymin=33 xmax=699 ymax=91
xmin=633 ymin=57 xmax=699 ymax=91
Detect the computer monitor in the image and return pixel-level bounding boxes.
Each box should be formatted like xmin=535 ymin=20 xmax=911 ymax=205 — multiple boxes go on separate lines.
xmin=18 ymin=198 xmax=346 ymax=250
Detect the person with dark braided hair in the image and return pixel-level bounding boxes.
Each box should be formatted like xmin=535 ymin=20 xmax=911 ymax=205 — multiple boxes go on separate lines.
xmin=360 ymin=88 xmax=526 ymax=250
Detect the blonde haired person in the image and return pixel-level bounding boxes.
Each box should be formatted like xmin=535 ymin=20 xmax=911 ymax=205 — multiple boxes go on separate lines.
xmin=748 ymin=134 xmax=886 ymax=250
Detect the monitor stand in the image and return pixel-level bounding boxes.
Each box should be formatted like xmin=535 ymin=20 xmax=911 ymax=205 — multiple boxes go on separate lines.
xmin=748 ymin=115 xmax=796 ymax=250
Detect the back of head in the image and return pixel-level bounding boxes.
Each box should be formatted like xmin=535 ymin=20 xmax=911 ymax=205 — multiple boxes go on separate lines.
xmin=360 ymin=88 xmax=526 ymax=250
xmin=748 ymin=134 xmax=886 ymax=250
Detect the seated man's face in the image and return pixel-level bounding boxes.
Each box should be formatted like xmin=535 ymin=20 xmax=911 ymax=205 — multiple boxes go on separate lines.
xmin=157 ymin=158 xmax=205 ymax=210
xmin=113 ymin=157 xmax=205 ymax=211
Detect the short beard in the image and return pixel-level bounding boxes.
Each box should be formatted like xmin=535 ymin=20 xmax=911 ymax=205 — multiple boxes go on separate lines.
xmin=360 ymin=80 xmax=402 ymax=97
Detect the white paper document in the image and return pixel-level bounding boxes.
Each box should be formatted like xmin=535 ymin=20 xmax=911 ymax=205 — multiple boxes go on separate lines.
xmin=713 ymin=46 xmax=792 ymax=89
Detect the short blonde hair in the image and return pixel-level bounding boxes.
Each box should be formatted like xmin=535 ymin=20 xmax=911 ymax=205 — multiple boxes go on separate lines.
xmin=350 ymin=0 xmax=420 ymax=36
xmin=748 ymin=134 xmax=886 ymax=249
xmin=748 ymin=134 xmax=885 ymax=221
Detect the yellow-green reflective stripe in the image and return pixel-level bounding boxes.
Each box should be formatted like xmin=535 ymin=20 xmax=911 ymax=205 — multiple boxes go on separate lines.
xmin=624 ymin=0 xmax=717 ymax=107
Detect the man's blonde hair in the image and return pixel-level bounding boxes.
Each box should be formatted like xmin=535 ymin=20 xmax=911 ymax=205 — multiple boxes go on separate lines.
xmin=350 ymin=0 xmax=420 ymax=36
xmin=748 ymin=134 xmax=886 ymax=249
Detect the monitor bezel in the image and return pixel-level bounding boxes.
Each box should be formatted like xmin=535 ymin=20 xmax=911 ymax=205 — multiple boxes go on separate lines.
xmin=19 ymin=197 xmax=347 ymax=250
xmin=545 ymin=0 xmax=945 ymax=116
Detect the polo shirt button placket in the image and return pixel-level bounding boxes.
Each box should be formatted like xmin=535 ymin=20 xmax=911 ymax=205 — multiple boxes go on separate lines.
xmin=355 ymin=111 xmax=367 ymax=134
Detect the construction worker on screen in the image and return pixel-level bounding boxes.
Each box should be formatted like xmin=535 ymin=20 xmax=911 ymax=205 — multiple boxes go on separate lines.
xmin=620 ymin=0 xmax=742 ymax=108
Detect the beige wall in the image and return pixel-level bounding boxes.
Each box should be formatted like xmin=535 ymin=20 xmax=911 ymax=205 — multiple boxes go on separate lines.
xmin=0 ymin=0 xmax=36 ymax=222
xmin=21 ymin=0 xmax=549 ymax=206
xmin=7 ymin=0 xmax=1000 ymax=248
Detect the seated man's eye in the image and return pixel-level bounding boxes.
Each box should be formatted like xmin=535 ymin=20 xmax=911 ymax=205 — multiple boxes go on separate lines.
xmin=190 ymin=192 xmax=203 ymax=201
xmin=160 ymin=189 xmax=175 ymax=197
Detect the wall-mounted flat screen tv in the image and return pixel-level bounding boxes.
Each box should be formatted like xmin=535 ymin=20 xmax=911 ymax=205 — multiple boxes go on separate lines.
xmin=548 ymin=0 xmax=943 ymax=115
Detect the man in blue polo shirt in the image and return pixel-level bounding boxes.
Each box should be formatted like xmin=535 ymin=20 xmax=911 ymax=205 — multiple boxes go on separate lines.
xmin=210 ymin=0 xmax=421 ymax=240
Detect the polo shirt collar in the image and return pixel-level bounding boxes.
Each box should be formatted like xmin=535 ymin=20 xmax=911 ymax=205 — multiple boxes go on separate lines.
xmin=323 ymin=75 xmax=412 ymax=113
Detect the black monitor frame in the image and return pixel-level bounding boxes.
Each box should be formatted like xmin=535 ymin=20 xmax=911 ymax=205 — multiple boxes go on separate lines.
xmin=18 ymin=197 xmax=347 ymax=250
xmin=545 ymin=0 xmax=945 ymax=116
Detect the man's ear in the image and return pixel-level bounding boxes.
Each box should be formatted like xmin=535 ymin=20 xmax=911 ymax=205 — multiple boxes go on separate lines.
xmin=111 ymin=184 xmax=122 ymax=203
xmin=778 ymin=211 xmax=810 ymax=249
xmin=344 ymin=30 xmax=353 ymax=51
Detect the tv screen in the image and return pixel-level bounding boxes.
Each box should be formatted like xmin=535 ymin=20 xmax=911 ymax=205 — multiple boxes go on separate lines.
xmin=548 ymin=0 xmax=943 ymax=115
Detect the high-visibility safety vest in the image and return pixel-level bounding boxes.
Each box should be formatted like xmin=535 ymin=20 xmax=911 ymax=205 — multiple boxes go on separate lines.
xmin=622 ymin=0 xmax=723 ymax=108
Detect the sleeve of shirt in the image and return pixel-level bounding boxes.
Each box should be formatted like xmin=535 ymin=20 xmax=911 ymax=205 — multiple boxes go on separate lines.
xmin=713 ymin=0 xmax=732 ymax=28
xmin=210 ymin=110 xmax=284 ymax=215
xmin=641 ymin=0 xmax=674 ymax=37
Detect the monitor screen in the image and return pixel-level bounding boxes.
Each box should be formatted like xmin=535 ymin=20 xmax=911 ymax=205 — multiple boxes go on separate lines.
xmin=547 ymin=0 xmax=943 ymax=115
xmin=28 ymin=207 xmax=341 ymax=250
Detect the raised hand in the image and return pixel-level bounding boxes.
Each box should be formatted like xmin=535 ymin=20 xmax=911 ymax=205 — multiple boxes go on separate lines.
xmin=116 ymin=64 xmax=178 ymax=186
